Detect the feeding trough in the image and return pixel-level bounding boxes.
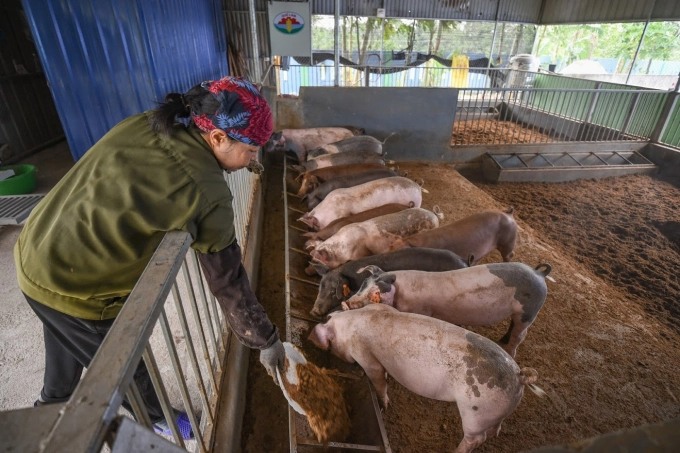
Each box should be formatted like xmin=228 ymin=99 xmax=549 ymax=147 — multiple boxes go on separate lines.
xmin=482 ymin=150 xmax=658 ymax=182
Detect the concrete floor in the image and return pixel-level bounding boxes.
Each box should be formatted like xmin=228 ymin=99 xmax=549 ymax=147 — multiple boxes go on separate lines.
xmin=0 ymin=141 xmax=75 ymax=410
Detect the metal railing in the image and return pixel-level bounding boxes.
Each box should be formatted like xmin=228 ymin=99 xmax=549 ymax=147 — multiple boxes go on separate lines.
xmin=454 ymin=87 xmax=668 ymax=146
xmin=267 ymin=62 xmax=676 ymax=147
xmin=0 ymin=170 xmax=259 ymax=453
xmin=272 ymin=64 xmax=512 ymax=93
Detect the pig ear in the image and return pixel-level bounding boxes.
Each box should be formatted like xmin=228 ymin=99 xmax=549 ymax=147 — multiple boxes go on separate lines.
xmin=356 ymin=265 xmax=384 ymax=275
xmin=467 ymin=254 xmax=475 ymax=267
xmin=313 ymin=262 xmax=330 ymax=276
xmin=304 ymin=239 xmax=322 ymax=251
xmin=311 ymin=249 xmax=329 ymax=263
xmin=308 ymin=324 xmax=333 ymax=350
xmin=378 ymin=273 xmax=397 ymax=286
xmin=298 ymin=215 xmax=316 ymax=228
xmin=295 ymin=172 xmax=306 ymax=182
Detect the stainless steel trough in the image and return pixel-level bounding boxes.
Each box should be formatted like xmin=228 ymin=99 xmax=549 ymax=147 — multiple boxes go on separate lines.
xmin=482 ymin=150 xmax=658 ymax=182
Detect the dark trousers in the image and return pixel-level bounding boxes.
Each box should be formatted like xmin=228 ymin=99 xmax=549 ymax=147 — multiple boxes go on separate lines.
xmin=25 ymin=294 xmax=166 ymax=423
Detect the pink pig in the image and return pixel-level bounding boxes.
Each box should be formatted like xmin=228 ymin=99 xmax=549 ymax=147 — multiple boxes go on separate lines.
xmin=298 ymin=176 xmax=423 ymax=231
xmin=309 ymin=304 xmax=545 ymax=453
xmin=342 ymin=262 xmax=552 ymax=358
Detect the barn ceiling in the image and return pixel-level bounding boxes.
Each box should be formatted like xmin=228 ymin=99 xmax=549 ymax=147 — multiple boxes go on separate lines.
xmin=231 ymin=0 xmax=680 ymax=24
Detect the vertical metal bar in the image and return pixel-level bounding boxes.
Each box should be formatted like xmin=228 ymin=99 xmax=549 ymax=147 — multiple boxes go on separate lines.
xmin=476 ymin=89 xmax=485 ymax=144
xmin=547 ymin=90 xmax=558 ymax=142
xmin=181 ymin=261 xmax=218 ymax=393
xmin=170 ymin=284 xmax=213 ymax=425
xmin=608 ymin=91 xmax=627 ymax=141
xmin=210 ymin=293 xmax=226 ymax=340
xmin=282 ymin=158 xmax=296 ymax=452
xmin=486 ymin=0 xmax=501 ymax=81
xmin=126 ymin=381 xmax=153 ymax=429
xmin=621 ymin=92 xmax=641 ymax=137
xmin=584 ymin=82 xmax=603 ymax=124
xmin=493 ymin=89 xmax=501 ymax=145
xmin=159 ymin=310 xmax=206 ymax=452
xmin=626 ymin=20 xmax=651 ymax=85
xmin=334 ymin=0 xmax=340 ymax=87
xmin=595 ymin=91 xmax=612 ymax=141
xmin=190 ymin=251 xmax=223 ymax=365
xmin=143 ymin=345 xmax=186 ymax=449
xmin=573 ymin=90 xmax=586 ymax=140
xmin=559 ymin=91 xmax=573 ymax=142
xmin=248 ymin=0 xmax=261 ymax=83
xmin=650 ymin=76 xmax=680 ymax=143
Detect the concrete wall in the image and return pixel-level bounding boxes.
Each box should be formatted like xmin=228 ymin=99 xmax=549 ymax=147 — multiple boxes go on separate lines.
xmin=288 ymin=87 xmax=458 ymax=161
xmin=642 ymin=143 xmax=680 ymax=175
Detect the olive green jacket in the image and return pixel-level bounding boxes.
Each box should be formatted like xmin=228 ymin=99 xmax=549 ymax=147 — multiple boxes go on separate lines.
xmin=15 ymin=112 xmax=236 ymax=320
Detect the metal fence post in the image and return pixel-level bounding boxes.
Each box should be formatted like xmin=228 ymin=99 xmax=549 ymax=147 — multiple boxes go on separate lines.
xmin=650 ymin=73 xmax=680 ymax=143
xmin=365 ymin=65 xmax=370 ymax=87
xmin=621 ymin=92 xmax=641 ymax=136
xmin=584 ymin=82 xmax=603 ymax=125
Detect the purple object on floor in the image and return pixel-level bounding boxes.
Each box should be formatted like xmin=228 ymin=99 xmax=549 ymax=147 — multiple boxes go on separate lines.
xmin=154 ymin=412 xmax=194 ymax=440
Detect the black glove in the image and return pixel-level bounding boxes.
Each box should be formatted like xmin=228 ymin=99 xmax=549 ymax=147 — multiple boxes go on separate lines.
xmin=259 ymin=339 xmax=285 ymax=384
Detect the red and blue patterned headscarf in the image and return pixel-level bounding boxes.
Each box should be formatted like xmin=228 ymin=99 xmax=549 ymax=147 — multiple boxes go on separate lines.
xmin=191 ymin=76 xmax=273 ymax=147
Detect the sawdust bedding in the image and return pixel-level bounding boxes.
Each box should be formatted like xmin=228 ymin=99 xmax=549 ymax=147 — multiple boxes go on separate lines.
xmin=241 ymin=156 xmax=680 ymax=452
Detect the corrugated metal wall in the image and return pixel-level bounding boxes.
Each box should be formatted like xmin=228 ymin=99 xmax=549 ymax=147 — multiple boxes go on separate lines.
xmin=21 ymin=0 xmax=229 ymax=161
xmin=0 ymin=0 xmax=63 ymax=163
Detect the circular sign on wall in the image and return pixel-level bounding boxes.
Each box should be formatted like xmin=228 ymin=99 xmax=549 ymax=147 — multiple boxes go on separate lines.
xmin=273 ymin=12 xmax=305 ymax=34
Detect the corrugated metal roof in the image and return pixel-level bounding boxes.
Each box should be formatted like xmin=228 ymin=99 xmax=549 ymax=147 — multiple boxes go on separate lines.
xmin=21 ymin=0 xmax=229 ymax=161
xmin=227 ymin=0 xmax=540 ymax=23
xmin=240 ymin=0 xmax=680 ymax=23
xmin=540 ymin=0 xmax=654 ymax=24
xmin=651 ymin=1 xmax=680 ymax=21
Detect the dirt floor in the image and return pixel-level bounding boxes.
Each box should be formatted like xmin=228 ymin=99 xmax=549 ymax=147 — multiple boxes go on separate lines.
xmin=241 ymin=156 xmax=680 ymax=452
xmin=453 ymin=119 xmax=555 ymax=145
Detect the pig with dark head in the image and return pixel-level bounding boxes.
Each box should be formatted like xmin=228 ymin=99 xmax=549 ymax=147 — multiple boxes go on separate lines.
xmin=310 ymin=247 xmax=468 ymax=317
xmin=342 ymin=262 xmax=553 ymax=358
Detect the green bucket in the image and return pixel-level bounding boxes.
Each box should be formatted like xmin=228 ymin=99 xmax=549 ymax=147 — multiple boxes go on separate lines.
xmin=0 ymin=165 xmax=37 ymax=195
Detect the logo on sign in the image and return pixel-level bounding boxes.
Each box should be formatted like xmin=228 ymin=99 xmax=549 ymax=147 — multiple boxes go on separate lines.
xmin=273 ymin=12 xmax=304 ymax=34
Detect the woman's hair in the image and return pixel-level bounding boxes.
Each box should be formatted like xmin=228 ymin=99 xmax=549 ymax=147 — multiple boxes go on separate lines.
xmin=149 ymin=83 xmax=220 ymax=136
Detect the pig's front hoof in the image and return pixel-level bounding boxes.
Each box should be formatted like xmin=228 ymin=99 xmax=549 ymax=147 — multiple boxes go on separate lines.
xmin=341 ymin=302 xmax=350 ymax=311
xmin=378 ymin=395 xmax=389 ymax=411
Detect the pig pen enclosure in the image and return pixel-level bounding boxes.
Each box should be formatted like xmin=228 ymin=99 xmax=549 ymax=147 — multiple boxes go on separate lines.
xmin=241 ymin=86 xmax=680 ymax=452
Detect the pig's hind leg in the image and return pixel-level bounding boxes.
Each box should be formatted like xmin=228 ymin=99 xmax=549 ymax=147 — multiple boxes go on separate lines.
xmin=497 ymin=316 xmax=530 ymax=358
xmin=455 ymin=406 xmax=504 ymax=453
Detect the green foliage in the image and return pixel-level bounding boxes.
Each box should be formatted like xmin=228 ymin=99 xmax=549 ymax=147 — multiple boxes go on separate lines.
xmin=535 ymin=21 xmax=680 ymax=71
